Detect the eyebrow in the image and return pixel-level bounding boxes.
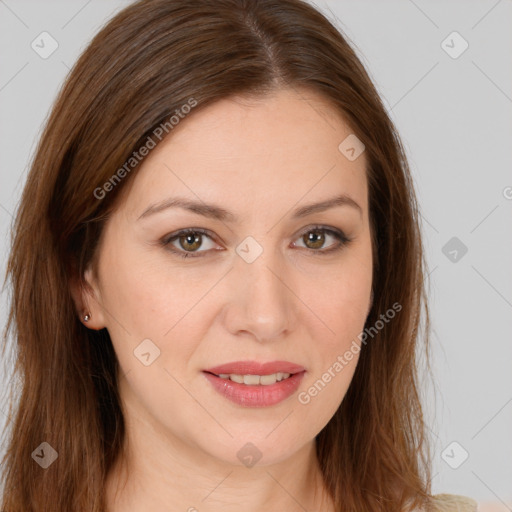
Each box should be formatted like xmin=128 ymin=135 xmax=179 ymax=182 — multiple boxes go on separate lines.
xmin=137 ymin=193 xmax=362 ymax=222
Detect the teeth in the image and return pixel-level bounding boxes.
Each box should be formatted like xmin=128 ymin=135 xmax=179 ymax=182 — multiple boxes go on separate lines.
xmin=244 ymin=374 xmax=260 ymax=385
xmin=217 ymin=372 xmax=291 ymax=385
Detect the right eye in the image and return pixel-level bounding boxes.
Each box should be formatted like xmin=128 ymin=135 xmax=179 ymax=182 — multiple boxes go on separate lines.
xmin=161 ymin=228 xmax=220 ymax=258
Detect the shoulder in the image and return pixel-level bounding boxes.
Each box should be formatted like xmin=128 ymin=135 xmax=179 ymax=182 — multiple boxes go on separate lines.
xmin=431 ymin=493 xmax=478 ymax=511
xmin=416 ymin=493 xmax=479 ymax=511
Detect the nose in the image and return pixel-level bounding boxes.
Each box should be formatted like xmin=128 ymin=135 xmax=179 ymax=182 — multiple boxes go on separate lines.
xmin=222 ymin=246 xmax=298 ymax=343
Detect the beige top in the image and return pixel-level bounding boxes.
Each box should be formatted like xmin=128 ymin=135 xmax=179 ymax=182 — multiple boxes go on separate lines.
xmin=427 ymin=493 xmax=479 ymax=511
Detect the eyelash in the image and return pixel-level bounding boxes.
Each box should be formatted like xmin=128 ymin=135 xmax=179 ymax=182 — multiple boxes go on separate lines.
xmin=161 ymin=225 xmax=352 ymax=259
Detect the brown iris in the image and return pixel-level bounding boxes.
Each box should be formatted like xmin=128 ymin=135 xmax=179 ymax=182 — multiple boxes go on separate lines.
xmin=303 ymin=230 xmax=325 ymax=250
xmin=178 ymin=232 xmax=202 ymax=252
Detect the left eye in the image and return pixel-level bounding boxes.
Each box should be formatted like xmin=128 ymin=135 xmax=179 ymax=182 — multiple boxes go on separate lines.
xmin=292 ymin=226 xmax=349 ymax=254
xmin=162 ymin=226 xmax=350 ymax=259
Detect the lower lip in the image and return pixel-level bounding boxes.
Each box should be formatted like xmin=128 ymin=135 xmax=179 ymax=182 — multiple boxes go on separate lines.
xmin=202 ymin=371 xmax=306 ymax=407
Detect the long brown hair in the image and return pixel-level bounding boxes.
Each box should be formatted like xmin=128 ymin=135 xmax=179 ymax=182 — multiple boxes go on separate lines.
xmin=1 ymin=0 xmax=433 ymax=510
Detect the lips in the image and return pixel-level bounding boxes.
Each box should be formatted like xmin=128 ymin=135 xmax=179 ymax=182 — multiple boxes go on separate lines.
xmin=203 ymin=371 xmax=305 ymax=407
xmin=202 ymin=360 xmax=306 ymax=407
xmin=204 ymin=360 xmax=305 ymax=376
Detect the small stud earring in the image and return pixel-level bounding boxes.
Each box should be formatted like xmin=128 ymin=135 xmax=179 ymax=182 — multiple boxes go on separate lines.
xmin=83 ymin=313 xmax=91 ymax=322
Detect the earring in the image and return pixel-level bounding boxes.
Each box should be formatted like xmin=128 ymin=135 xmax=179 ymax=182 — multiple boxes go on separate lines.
xmin=83 ymin=313 xmax=91 ymax=322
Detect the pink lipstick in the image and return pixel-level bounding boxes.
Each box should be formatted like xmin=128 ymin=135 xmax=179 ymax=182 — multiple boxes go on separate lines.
xmin=203 ymin=360 xmax=306 ymax=407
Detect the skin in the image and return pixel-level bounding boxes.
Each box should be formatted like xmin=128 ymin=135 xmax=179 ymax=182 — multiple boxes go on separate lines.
xmin=73 ymin=87 xmax=373 ymax=512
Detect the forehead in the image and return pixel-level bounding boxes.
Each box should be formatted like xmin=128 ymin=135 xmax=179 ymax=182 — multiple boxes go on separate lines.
xmin=119 ymin=87 xmax=368 ymax=220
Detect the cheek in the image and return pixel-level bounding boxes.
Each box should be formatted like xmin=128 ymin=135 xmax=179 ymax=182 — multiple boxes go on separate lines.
xmin=98 ymin=238 xmax=192 ymax=332
xmin=98 ymin=243 xmax=212 ymax=382
xmin=305 ymin=252 xmax=372 ymax=344
xmin=297 ymin=284 xmax=364 ymax=432
xmin=295 ymin=248 xmax=371 ymax=417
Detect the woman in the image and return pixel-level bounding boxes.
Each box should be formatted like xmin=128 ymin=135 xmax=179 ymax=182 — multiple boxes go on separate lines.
xmin=0 ymin=0 xmax=478 ymax=510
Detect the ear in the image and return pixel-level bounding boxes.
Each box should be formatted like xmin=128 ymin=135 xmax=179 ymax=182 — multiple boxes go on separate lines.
xmin=69 ymin=266 xmax=107 ymax=330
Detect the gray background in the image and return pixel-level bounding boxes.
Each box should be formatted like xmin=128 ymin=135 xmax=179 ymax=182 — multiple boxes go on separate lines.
xmin=0 ymin=0 xmax=511 ymax=508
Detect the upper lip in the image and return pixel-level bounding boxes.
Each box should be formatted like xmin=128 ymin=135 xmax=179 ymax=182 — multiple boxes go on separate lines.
xmin=204 ymin=360 xmax=305 ymax=376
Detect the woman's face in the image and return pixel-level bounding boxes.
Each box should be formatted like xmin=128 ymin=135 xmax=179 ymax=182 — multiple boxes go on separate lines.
xmin=83 ymin=87 xmax=373 ymax=467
